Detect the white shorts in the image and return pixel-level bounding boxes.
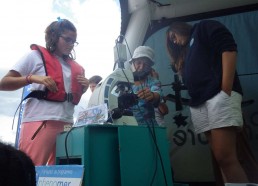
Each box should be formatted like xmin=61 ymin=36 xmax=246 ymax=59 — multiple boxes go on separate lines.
xmin=190 ymin=91 xmax=243 ymax=134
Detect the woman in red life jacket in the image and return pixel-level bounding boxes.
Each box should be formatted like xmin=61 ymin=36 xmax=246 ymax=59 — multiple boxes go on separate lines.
xmin=0 ymin=19 xmax=89 ymax=166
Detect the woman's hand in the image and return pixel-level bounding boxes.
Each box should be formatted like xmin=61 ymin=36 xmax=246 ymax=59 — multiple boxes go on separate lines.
xmin=30 ymin=75 xmax=58 ymax=92
xmin=77 ymin=75 xmax=89 ymax=93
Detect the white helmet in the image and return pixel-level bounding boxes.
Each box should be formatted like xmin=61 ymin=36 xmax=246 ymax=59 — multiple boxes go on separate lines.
xmin=129 ymin=46 xmax=155 ymax=66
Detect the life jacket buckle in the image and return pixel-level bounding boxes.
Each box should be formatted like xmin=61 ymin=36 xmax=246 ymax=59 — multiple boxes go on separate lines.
xmin=66 ymin=93 xmax=73 ymax=102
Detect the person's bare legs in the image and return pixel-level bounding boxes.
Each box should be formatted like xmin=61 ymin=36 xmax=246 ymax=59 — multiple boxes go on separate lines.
xmin=205 ymin=127 xmax=249 ymax=183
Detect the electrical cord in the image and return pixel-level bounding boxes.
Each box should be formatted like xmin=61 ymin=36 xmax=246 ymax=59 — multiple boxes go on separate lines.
xmin=146 ymin=119 xmax=168 ymax=186
xmin=151 ymin=146 xmax=158 ymax=186
xmin=238 ymin=72 xmax=258 ymax=76
xmin=149 ymin=0 xmax=170 ymax=7
xmin=64 ymin=126 xmax=76 ymax=165
xmin=12 ymin=100 xmax=23 ymax=130
xmin=148 ymin=119 xmax=158 ymax=186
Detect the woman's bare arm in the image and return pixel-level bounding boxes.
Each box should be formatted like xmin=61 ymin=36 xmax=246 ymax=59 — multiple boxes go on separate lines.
xmin=0 ymin=70 xmax=27 ymax=91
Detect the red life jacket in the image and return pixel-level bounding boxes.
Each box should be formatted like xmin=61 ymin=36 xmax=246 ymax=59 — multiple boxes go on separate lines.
xmin=26 ymin=44 xmax=84 ymax=105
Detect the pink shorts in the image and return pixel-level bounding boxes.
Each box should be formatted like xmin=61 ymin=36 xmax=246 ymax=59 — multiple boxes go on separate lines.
xmin=19 ymin=120 xmax=71 ymax=166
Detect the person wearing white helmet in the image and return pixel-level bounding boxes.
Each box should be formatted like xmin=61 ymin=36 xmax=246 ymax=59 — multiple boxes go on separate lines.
xmin=129 ymin=46 xmax=162 ymax=126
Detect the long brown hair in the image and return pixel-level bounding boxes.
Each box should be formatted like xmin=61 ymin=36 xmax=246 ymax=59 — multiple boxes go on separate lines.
xmin=45 ymin=19 xmax=77 ymax=60
xmin=166 ymin=22 xmax=192 ymax=73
